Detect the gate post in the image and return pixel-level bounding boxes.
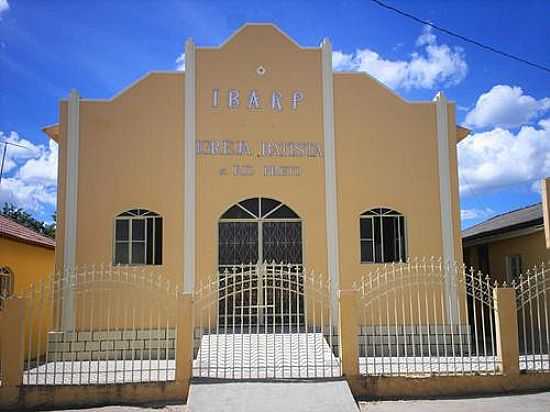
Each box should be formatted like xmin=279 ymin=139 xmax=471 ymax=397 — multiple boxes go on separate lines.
xmin=338 ymin=289 xmax=359 ymax=377
xmin=176 ymin=293 xmax=193 ymax=391
xmin=0 ymin=297 xmax=25 ymax=407
xmin=493 ymin=287 xmax=520 ymax=375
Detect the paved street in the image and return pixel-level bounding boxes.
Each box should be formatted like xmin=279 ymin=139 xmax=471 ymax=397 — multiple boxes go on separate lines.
xmin=359 ymin=391 xmax=550 ymax=412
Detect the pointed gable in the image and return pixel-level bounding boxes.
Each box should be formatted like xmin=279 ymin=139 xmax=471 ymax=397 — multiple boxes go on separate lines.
xmin=218 ymin=23 xmax=306 ymax=51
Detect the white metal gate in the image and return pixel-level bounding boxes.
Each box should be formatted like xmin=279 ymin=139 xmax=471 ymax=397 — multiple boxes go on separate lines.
xmin=192 ymin=263 xmax=341 ymax=379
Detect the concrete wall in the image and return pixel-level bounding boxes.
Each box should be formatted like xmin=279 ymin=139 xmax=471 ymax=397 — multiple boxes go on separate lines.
xmin=465 ymin=230 xmax=550 ymax=282
xmin=74 ymin=72 xmax=185 ymax=287
xmin=195 ymin=25 xmax=328 ymax=284
xmin=334 ymin=75 xmax=462 ymax=289
xmin=489 ymin=230 xmax=550 ymax=281
xmin=0 ymin=237 xmax=55 ymax=296
xmin=0 ymin=237 xmax=55 ymax=359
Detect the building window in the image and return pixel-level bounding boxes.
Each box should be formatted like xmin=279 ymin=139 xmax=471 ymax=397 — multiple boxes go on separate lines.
xmin=0 ymin=266 xmax=13 ymax=310
xmin=360 ymin=208 xmax=407 ymax=263
xmin=114 ymin=209 xmax=163 ymax=265
xmin=505 ymin=255 xmax=522 ymax=283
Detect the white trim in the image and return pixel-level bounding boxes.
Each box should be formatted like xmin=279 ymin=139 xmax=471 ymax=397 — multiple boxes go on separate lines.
xmin=62 ymin=89 xmax=80 ymax=330
xmin=183 ymin=39 xmax=196 ymax=293
xmin=333 ymin=71 xmax=440 ymax=105
xmin=79 ymin=71 xmax=182 ymax=102
xmin=199 ymin=23 xmax=318 ymax=50
xmin=434 ymin=91 xmax=457 ymax=322
xmin=321 ymin=39 xmax=340 ymax=324
xmin=334 ymin=71 xmax=433 ymax=104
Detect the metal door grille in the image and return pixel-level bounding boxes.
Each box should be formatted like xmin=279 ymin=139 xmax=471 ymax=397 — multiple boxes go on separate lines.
xmin=218 ymin=198 xmax=304 ymax=327
xmin=192 ymin=263 xmax=340 ymax=379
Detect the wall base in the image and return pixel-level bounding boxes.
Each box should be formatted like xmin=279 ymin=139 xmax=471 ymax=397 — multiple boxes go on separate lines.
xmin=348 ymin=373 xmax=550 ymax=400
xmin=0 ymin=381 xmax=189 ymax=411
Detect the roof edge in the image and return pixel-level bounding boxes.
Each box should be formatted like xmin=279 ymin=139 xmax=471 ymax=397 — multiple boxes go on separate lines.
xmin=1 ymin=232 xmax=56 ymax=250
xmin=42 ymin=123 xmax=60 ymax=142
xmin=199 ymin=23 xmax=317 ymax=50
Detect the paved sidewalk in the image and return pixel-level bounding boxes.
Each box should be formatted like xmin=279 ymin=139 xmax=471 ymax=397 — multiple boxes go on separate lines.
xmin=187 ymin=380 xmax=359 ymax=412
xmin=39 ymin=390 xmax=550 ymax=411
xmin=39 ymin=406 xmax=187 ymax=412
xmin=359 ymin=391 xmax=550 ymax=411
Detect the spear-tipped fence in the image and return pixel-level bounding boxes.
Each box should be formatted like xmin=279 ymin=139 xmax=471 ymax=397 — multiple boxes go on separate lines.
xmin=192 ymin=262 xmax=341 ymax=379
xmin=356 ymin=258 xmax=500 ymax=376
xmin=20 ymin=265 xmax=180 ymax=385
xmin=5 ymin=257 xmax=550 ymax=393
xmin=514 ymin=263 xmax=550 ymax=372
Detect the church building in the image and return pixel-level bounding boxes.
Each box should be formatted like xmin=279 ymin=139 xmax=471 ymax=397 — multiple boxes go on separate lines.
xmin=43 ymin=23 xmax=467 ymax=320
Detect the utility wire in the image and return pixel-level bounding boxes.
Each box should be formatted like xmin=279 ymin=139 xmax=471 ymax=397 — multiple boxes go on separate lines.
xmin=0 ymin=140 xmax=33 ymax=186
xmin=370 ymin=0 xmax=550 ymax=74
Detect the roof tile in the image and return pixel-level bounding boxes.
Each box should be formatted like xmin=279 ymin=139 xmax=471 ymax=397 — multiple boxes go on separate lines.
xmin=0 ymin=215 xmax=56 ymax=249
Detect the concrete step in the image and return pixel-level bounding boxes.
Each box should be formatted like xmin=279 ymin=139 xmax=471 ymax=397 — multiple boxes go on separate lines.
xmin=187 ymin=379 xmax=359 ymax=412
xmin=193 ymin=333 xmax=341 ymax=379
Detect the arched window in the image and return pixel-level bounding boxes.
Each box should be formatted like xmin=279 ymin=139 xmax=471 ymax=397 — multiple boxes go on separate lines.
xmin=114 ymin=209 xmax=163 ymax=265
xmin=0 ymin=266 xmax=14 ymax=310
xmin=360 ymin=208 xmax=407 ymax=263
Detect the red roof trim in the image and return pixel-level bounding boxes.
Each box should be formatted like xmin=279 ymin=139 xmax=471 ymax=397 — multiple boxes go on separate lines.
xmin=0 ymin=215 xmax=56 ymax=250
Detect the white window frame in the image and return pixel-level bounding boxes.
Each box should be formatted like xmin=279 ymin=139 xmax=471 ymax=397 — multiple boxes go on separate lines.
xmin=360 ymin=208 xmax=407 ymax=264
xmin=113 ymin=209 xmax=162 ymax=266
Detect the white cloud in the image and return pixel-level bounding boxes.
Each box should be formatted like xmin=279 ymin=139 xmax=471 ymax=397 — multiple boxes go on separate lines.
xmin=18 ymin=139 xmax=58 ymax=185
xmin=531 ymin=180 xmax=543 ymax=194
xmin=332 ymin=26 xmax=467 ymax=90
xmin=465 ymin=85 xmax=550 ymax=129
xmin=0 ymin=0 xmax=9 ymax=18
xmin=176 ymin=53 xmax=185 ymax=71
xmin=461 ymin=208 xmax=495 ymax=221
xmin=0 ymin=131 xmax=42 ymax=173
xmin=458 ymin=118 xmax=550 ymax=195
xmin=0 ymin=131 xmax=58 ymax=214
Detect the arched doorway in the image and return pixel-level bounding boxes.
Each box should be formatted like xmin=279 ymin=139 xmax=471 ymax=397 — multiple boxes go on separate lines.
xmin=218 ymin=197 xmax=303 ymax=327
xmin=191 ymin=198 xmax=340 ymax=379
xmin=218 ymin=197 xmax=302 ymax=269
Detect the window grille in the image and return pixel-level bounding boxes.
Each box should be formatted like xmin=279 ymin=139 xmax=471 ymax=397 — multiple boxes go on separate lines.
xmin=218 ymin=198 xmax=302 ymax=269
xmin=360 ymin=208 xmax=407 ymax=263
xmin=505 ymin=255 xmax=522 ymax=283
xmin=114 ymin=209 xmax=163 ymax=265
xmin=0 ymin=266 xmax=13 ymax=310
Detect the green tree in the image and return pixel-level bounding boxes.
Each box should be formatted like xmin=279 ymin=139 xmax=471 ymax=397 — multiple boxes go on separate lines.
xmin=1 ymin=203 xmax=56 ymax=239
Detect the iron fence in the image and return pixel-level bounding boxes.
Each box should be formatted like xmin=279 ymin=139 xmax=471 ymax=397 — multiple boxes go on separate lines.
xmin=514 ymin=263 xmax=550 ymax=372
xmin=20 ymin=265 xmax=179 ymax=385
xmin=192 ymin=262 xmax=341 ymax=379
xmin=356 ymin=258 xmax=501 ymax=376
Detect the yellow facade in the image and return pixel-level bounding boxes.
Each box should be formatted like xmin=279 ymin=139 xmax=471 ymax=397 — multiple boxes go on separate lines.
xmin=465 ymin=230 xmax=550 ymax=283
xmin=0 ymin=237 xmax=55 ymax=296
xmin=47 ymin=24 xmax=465 ymax=328
xmin=0 ymin=236 xmax=55 ymax=362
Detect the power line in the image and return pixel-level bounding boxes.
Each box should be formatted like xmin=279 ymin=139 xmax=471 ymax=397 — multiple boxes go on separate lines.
xmin=370 ymin=0 xmax=550 ymax=75
xmin=0 ymin=140 xmax=33 ymax=187
xmin=1 ymin=140 xmax=29 ymax=150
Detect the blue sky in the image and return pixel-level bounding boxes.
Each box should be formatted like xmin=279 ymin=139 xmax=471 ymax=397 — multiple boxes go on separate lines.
xmin=1 ymin=0 xmax=549 ymax=228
